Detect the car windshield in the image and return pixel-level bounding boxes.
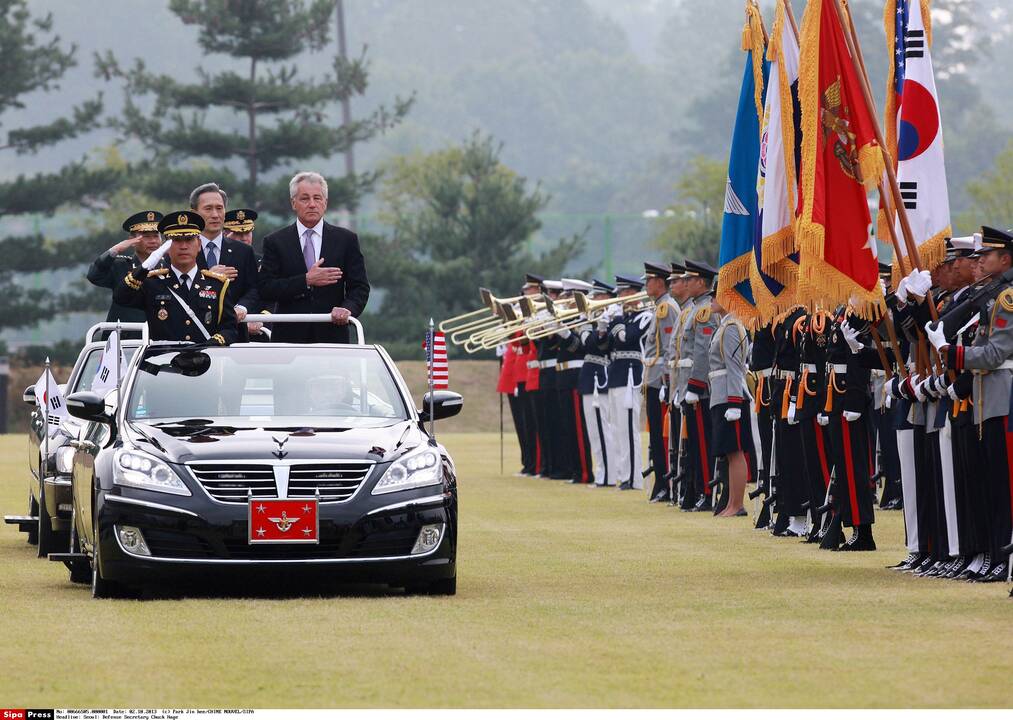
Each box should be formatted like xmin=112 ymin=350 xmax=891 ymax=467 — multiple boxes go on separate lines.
xmin=126 ymin=346 xmax=409 ymax=426
xmin=74 ymin=345 xmax=139 ymax=394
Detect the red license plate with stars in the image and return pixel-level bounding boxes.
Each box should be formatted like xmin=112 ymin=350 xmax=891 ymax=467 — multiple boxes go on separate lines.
xmin=248 ymin=498 xmax=319 ymax=544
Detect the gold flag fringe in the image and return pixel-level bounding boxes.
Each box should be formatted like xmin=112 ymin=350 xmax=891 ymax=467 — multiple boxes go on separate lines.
xmin=890 ymin=226 xmax=950 ymax=287
xmin=717 ymin=253 xmax=759 ymax=327
xmin=743 ymin=0 xmax=767 ymax=124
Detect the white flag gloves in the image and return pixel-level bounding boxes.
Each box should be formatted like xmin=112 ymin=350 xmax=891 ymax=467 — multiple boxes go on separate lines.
xmin=843 ymin=410 xmax=861 ymax=422
xmin=906 ymin=269 xmax=932 ymax=299
xmin=685 ymin=391 xmax=700 ymax=405
xmin=895 ymin=277 xmax=910 ymax=304
xmin=787 ymin=402 xmax=798 ymax=425
xmin=924 ymin=321 xmax=947 ymax=351
xmin=817 ymin=413 xmax=829 ymax=426
xmin=658 ymin=385 xmax=667 ymax=403
xmin=142 ymin=239 xmax=172 ymax=270
xmin=841 ymin=323 xmax=863 ymax=353
xmin=724 ymin=407 xmax=741 ymax=422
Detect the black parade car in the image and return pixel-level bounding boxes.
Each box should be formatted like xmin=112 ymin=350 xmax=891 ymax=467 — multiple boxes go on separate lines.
xmin=60 ymin=320 xmax=462 ymax=597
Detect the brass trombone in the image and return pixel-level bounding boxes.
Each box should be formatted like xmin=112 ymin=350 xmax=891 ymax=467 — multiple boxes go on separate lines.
xmin=440 ymin=288 xmax=527 ymax=336
xmin=573 ymin=291 xmax=651 ymax=319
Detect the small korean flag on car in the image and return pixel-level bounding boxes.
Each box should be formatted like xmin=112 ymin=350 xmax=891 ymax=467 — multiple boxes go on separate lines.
xmin=33 ymin=362 xmax=67 ymax=436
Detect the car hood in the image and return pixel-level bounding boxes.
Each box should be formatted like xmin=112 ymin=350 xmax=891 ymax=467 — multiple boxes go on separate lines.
xmin=127 ymin=420 xmax=420 ymax=465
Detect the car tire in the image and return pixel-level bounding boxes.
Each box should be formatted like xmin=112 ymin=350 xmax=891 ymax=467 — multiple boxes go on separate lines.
xmin=68 ymin=504 xmax=90 ymax=585
xmin=26 ymin=488 xmax=39 ymax=546
xmin=37 ymin=481 xmax=55 ymax=558
xmin=406 ymin=575 xmax=456 ymax=596
xmin=90 ymin=509 xmax=129 ymax=599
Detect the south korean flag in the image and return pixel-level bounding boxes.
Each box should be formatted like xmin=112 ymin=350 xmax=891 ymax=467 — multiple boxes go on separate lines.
xmin=91 ymin=330 xmax=127 ymax=396
xmin=33 ymin=362 xmax=67 ymax=437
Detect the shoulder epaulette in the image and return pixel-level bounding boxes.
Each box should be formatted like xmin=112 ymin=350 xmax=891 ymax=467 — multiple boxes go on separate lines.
xmin=998 ymin=287 xmax=1013 ymax=314
xmin=149 ymin=268 xmax=171 ymax=277
xmin=201 ymin=269 xmax=228 ymax=282
xmin=694 ymin=306 xmax=712 ymax=324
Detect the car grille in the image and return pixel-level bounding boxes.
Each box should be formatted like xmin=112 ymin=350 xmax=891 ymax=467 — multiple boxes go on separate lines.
xmin=186 ymin=461 xmax=374 ymax=504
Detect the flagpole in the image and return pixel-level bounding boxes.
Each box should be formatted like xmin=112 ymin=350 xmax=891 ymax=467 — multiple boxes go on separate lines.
xmin=830 ymin=0 xmax=944 ymax=377
xmin=43 ymin=356 xmax=50 ymax=483
xmin=781 ymin=0 xmax=799 ymax=42
xmin=115 ymin=321 xmax=122 ymax=396
xmin=428 ymin=317 xmax=436 ymax=444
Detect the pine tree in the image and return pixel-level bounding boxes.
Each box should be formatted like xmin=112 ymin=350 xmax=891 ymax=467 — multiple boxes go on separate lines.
xmin=95 ymin=0 xmax=413 ymax=215
xmin=0 ymin=0 xmax=121 ymax=333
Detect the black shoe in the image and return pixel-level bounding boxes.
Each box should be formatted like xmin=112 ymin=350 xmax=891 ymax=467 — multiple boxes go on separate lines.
xmin=956 ymin=554 xmax=988 ymax=580
xmin=972 ymin=562 xmax=1008 ymax=583
xmin=941 ymin=557 xmax=970 ymax=579
xmin=618 ymin=481 xmax=634 ymax=491
xmin=907 ymin=556 xmax=936 ymax=575
xmin=691 ymin=496 xmax=713 ymax=512
xmin=917 ymin=560 xmax=946 ymax=576
xmin=650 ymin=491 xmax=670 ymax=504
xmin=772 ymin=527 xmax=802 ymax=538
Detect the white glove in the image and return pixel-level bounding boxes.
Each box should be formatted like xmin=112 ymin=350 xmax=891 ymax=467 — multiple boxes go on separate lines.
xmin=787 ymin=402 xmax=798 ymax=425
xmin=817 ymin=413 xmax=829 ymax=426
xmin=555 ymin=326 xmax=571 ymax=339
xmin=841 ymin=323 xmax=863 ymax=353
xmin=924 ymin=321 xmax=947 ymax=351
xmin=885 ymin=394 xmax=893 ymax=409
xmin=724 ymin=407 xmax=741 ymax=422
xmin=906 ymin=269 xmax=932 ymax=299
xmin=658 ymin=385 xmax=667 ymax=403
xmin=947 ymin=383 xmax=959 ymax=402
xmin=895 ymin=277 xmax=910 ymax=304
xmin=596 ymin=316 xmax=609 ymax=334
xmin=843 ymin=410 xmax=861 ymax=422
xmin=142 ymin=239 xmax=172 ymax=270
xmin=685 ymin=391 xmax=700 ymax=405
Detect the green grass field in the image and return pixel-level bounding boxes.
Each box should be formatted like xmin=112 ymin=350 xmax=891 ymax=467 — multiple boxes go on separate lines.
xmin=1 ymin=432 xmax=1010 ymax=708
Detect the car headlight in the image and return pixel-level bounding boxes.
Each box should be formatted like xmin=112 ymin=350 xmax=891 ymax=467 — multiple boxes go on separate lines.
xmin=113 ymin=448 xmax=191 ymax=496
xmin=56 ymin=446 xmax=75 ymax=474
xmin=372 ymin=445 xmax=442 ymax=495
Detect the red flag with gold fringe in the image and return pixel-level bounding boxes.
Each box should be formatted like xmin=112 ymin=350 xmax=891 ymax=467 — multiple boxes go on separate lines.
xmin=796 ymin=0 xmax=884 ymax=315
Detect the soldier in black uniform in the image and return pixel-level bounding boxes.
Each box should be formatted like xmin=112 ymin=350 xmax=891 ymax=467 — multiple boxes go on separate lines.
xmin=87 ymin=210 xmax=166 ymax=324
xmin=113 ymin=211 xmax=239 ymax=346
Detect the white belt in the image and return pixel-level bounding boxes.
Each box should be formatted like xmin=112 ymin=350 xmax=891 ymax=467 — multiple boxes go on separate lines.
xmin=677 ymin=358 xmax=693 ymax=368
xmin=773 ymin=369 xmax=794 ymax=380
xmin=708 ymin=369 xmax=728 ymax=379
xmin=612 ymin=351 xmax=641 ymax=361
xmin=805 ymin=363 xmax=817 ymax=373
xmin=556 ymin=360 xmax=584 ymax=371
xmin=871 ymin=369 xmax=886 ymax=378
xmin=756 ymin=368 xmax=772 ymax=378
xmin=539 ymin=359 xmax=558 ymax=369
xmin=526 ymin=360 xmax=540 ymax=369
xmin=829 ymin=363 xmax=848 ymax=374
xmin=584 ymin=355 xmax=607 ymax=366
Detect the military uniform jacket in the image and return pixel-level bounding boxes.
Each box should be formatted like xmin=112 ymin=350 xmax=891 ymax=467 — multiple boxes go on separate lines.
xmin=535 ymin=335 xmax=560 ymax=390
xmin=669 ymin=295 xmax=697 ymax=397
xmin=708 ymin=313 xmax=749 ymax=407
xmin=795 ymin=314 xmax=828 ymax=421
xmin=686 ymin=301 xmax=719 ymax=398
xmin=113 ymin=266 xmax=239 ymax=346
xmin=87 ymin=251 xmax=156 ymax=324
xmin=555 ymin=325 xmax=584 ymax=391
xmin=576 ymin=324 xmax=608 ymax=395
xmin=643 ymin=294 xmax=680 ymax=388
xmin=603 ymin=309 xmax=651 ymax=389
xmin=822 ymin=317 xmax=872 ymax=417
xmin=946 ymin=285 xmax=1013 ymax=424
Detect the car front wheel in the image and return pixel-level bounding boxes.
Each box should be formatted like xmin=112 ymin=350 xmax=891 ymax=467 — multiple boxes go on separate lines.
xmin=90 ymin=508 xmax=129 ymax=599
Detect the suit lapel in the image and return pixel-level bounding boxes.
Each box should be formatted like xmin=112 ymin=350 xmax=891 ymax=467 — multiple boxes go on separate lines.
xmin=319 ymin=222 xmax=337 ymax=266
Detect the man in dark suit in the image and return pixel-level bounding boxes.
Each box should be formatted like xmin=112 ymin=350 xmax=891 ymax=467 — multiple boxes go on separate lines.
xmin=190 ymin=183 xmax=264 ymax=339
xmin=257 ymin=171 xmax=370 ymax=343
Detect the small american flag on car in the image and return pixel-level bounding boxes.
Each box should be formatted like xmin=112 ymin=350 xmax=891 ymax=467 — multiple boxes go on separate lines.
xmin=424 ymin=326 xmax=449 ymax=390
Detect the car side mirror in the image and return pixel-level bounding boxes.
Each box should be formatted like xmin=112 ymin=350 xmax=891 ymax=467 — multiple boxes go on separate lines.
xmin=66 ymin=391 xmax=114 ymax=424
xmin=419 ymin=390 xmax=464 ymax=422
xmin=23 ymin=385 xmax=36 ymax=405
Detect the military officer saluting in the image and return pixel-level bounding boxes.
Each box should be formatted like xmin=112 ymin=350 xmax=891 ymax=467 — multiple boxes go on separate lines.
xmin=87 ymin=210 xmax=166 ymax=324
xmin=114 ymin=211 xmax=239 ymax=346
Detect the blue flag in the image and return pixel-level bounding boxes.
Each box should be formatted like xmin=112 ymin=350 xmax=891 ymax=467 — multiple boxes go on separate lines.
xmin=716 ymin=11 xmax=769 ymax=326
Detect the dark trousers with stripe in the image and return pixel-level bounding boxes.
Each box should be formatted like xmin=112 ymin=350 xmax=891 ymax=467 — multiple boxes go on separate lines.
xmin=683 ymin=399 xmax=713 ymax=499
xmin=871 ymin=405 xmax=903 ymax=504
xmin=559 ymin=388 xmax=592 ymax=482
xmin=527 ymin=389 xmax=546 ymax=475
xmin=799 ymin=416 xmax=831 ymax=517
xmin=756 ymin=397 xmax=774 ymax=491
xmin=911 ymin=426 xmax=937 ymax=553
xmin=828 ymin=414 xmax=875 ymax=528
xmin=555 ymin=387 xmax=577 ymax=480
xmin=979 ymin=417 xmax=1013 ymax=563
xmin=646 ymin=386 xmax=669 ymax=497
xmin=954 ymin=420 xmax=987 ymax=556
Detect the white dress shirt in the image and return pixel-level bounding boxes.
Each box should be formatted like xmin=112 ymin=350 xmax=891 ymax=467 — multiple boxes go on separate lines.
xmin=296 ymin=218 xmax=324 ymax=264
xmin=200 ymin=233 xmax=223 ymax=266
xmin=172 ymin=265 xmax=198 ymax=288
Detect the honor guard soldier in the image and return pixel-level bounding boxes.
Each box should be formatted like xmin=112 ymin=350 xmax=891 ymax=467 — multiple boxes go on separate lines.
xmin=679 ymin=260 xmax=719 ymax=511
xmin=579 ymin=279 xmax=617 ymax=486
xmin=536 ymin=279 xmax=567 ymax=479
xmin=553 ymin=278 xmax=595 ymax=483
xmin=667 ymin=261 xmax=698 ymax=507
xmin=926 ymin=226 xmax=1013 ymax=583
xmin=223 ymin=208 xmax=258 ymax=247
xmin=643 ymin=262 xmax=679 ymax=502
xmin=599 ymin=275 xmax=652 ymax=490
xmin=708 ymin=296 xmax=753 ymax=517
xmin=87 ymin=210 xmax=166 ymax=324
xmin=114 ymin=211 xmax=239 ymax=346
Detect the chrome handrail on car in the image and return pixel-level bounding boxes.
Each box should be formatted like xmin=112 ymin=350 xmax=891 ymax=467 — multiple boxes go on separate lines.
xmin=85 ymin=321 xmax=148 ymax=344
xmin=242 ymin=314 xmax=365 ymax=345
